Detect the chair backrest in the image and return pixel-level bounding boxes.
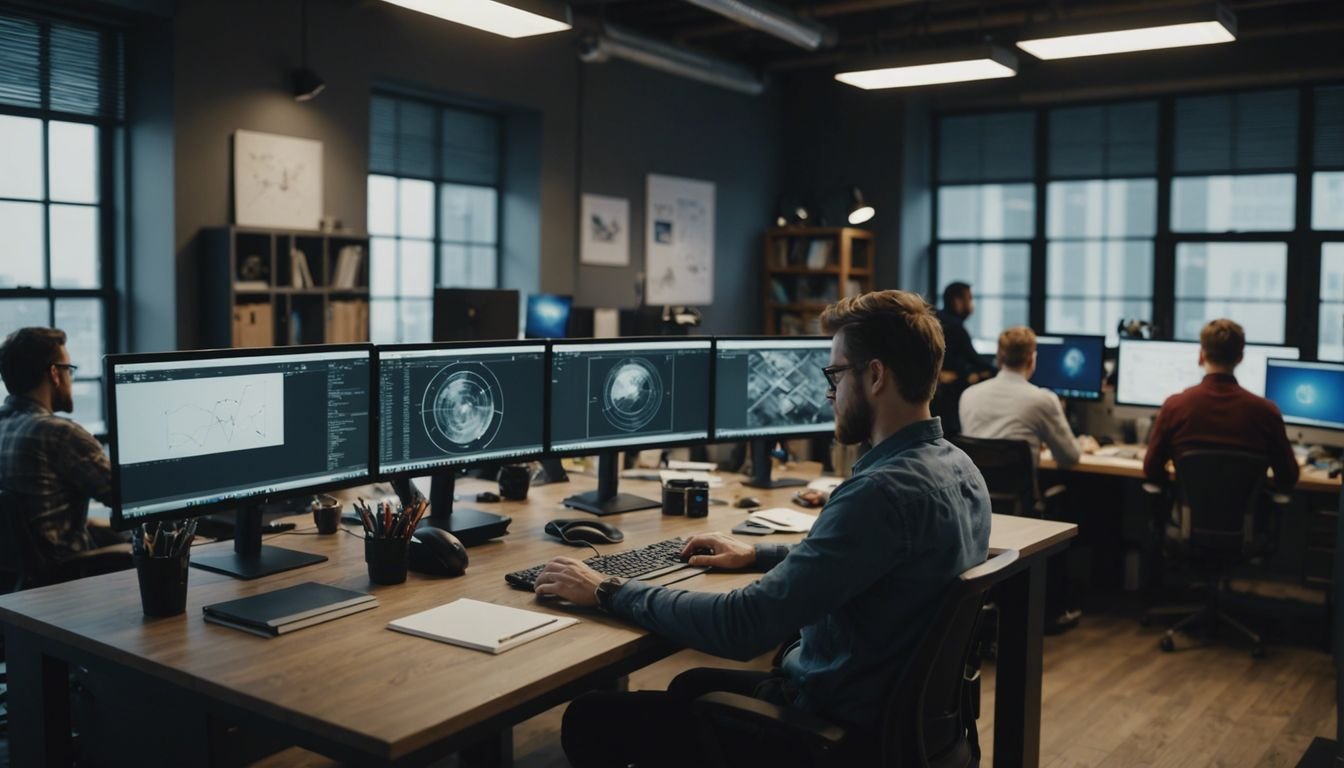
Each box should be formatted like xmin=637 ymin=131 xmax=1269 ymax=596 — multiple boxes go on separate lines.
xmin=948 ymin=435 xmax=1038 ymax=517
xmin=1173 ymin=449 xmax=1267 ymax=553
xmin=0 ymin=488 xmax=61 ymax=591
xmin=881 ymin=548 xmax=1020 ymax=768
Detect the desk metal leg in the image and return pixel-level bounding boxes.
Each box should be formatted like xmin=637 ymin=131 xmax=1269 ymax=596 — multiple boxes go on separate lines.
xmin=6 ymin=628 xmax=73 ymax=766
xmin=460 ymin=728 xmax=513 ymax=768
xmin=994 ymin=560 xmax=1046 ymax=768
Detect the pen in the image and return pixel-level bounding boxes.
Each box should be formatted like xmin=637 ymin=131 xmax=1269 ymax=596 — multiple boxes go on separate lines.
xmin=497 ymin=617 xmax=558 ymax=645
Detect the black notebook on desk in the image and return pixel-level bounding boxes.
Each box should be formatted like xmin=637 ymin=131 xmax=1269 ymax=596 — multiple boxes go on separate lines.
xmin=203 ymin=582 xmax=377 ymax=637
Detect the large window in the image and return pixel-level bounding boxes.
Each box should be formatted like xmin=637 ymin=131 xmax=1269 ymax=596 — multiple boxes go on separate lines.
xmin=367 ymin=94 xmax=501 ymax=344
xmin=0 ymin=12 xmax=122 ymax=434
xmin=934 ymin=112 xmax=1034 ymax=344
xmin=1320 ymin=244 xmax=1344 ymax=361
xmin=1045 ymin=102 xmax=1158 ymax=345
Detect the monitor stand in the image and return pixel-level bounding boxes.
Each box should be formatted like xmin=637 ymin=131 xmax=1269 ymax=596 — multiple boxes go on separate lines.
xmin=563 ymin=452 xmax=660 ymax=516
xmin=743 ymin=438 xmax=807 ymax=489
xmin=391 ymin=474 xmax=512 ymax=548
xmin=191 ymin=505 xmax=328 ymax=580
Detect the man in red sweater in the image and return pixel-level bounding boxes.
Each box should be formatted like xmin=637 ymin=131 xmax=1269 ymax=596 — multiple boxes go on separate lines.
xmin=1143 ymin=319 xmax=1299 ymax=490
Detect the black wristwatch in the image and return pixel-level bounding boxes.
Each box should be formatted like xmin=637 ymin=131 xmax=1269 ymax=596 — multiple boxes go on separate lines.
xmin=594 ymin=576 xmax=625 ymax=613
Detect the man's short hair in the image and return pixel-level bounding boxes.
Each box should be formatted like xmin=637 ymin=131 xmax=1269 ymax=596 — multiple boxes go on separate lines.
xmin=0 ymin=327 xmax=67 ymax=396
xmin=998 ymin=326 xmax=1037 ymax=370
xmin=1200 ymin=319 xmax=1246 ymax=367
xmin=821 ymin=290 xmax=945 ymax=404
xmin=942 ymin=282 xmax=971 ymax=309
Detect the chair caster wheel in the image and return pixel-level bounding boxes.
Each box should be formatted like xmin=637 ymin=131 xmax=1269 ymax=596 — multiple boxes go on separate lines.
xmin=1251 ymin=644 xmax=1265 ymax=659
xmin=1159 ymin=635 xmax=1175 ymax=652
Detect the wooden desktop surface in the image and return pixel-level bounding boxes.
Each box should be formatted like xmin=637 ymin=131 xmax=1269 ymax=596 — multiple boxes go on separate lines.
xmin=0 ymin=464 xmax=1075 ymax=765
xmin=1040 ymin=446 xmax=1341 ymax=494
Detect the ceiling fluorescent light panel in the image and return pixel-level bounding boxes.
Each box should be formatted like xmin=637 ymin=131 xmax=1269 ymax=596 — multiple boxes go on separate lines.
xmin=380 ymin=0 xmax=571 ymax=39
xmin=836 ymin=47 xmax=1018 ymax=90
xmin=1017 ymin=4 xmax=1236 ymax=60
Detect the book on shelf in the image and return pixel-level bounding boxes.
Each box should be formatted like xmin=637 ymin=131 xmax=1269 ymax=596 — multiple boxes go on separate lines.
xmin=332 ymin=245 xmax=365 ymax=289
xmin=325 ymin=300 xmax=369 ymax=343
xmin=805 ymin=238 xmax=833 ymax=269
xmin=771 ymin=278 xmax=790 ymax=304
xmin=290 ymin=248 xmax=315 ymax=288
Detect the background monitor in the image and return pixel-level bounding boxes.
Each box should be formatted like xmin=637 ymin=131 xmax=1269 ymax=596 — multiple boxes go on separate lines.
xmin=713 ymin=337 xmax=834 ymax=440
xmin=548 ymin=338 xmax=712 ymax=454
xmin=433 ymin=288 xmax=519 ymax=342
xmin=377 ymin=342 xmax=546 ymax=477
xmin=1031 ymin=335 xmax=1105 ymax=401
xmin=1265 ymin=359 xmax=1344 ymax=431
xmin=1116 ymin=339 xmax=1300 ymax=407
xmin=525 ymin=293 xmax=573 ymax=338
xmin=107 ymin=345 xmax=372 ymax=578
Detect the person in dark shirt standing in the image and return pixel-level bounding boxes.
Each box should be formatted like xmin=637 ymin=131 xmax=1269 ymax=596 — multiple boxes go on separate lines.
xmin=1143 ymin=319 xmax=1299 ymax=490
xmin=536 ymin=290 xmax=992 ymax=768
xmin=0 ymin=327 xmax=122 ymax=560
xmin=935 ymin=282 xmax=996 ymax=434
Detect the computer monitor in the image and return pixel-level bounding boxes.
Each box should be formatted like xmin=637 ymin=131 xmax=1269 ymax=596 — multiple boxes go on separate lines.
xmin=107 ymin=345 xmax=373 ymax=579
xmin=1116 ymin=339 xmax=1300 ymax=407
xmin=713 ymin=337 xmax=834 ymax=488
xmin=549 ymin=338 xmax=712 ymax=515
xmin=376 ymin=341 xmax=547 ymax=544
xmin=1265 ymin=359 xmax=1344 ymax=436
xmin=433 ymin=288 xmax=519 ymax=342
xmin=525 ymin=293 xmax=573 ymax=339
xmin=1031 ymin=335 xmax=1105 ymax=401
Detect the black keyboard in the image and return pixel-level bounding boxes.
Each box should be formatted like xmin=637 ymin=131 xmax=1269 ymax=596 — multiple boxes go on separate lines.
xmin=506 ymin=537 xmax=691 ymax=591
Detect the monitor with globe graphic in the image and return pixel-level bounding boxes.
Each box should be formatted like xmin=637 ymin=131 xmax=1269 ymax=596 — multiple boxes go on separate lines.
xmin=1031 ymin=335 xmax=1105 ymax=401
xmin=548 ymin=339 xmax=712 ymax=454
xmin=376 ymin=342 xmax=547 ymax=476
xmin=1265 ymin=359 xmax=1344 ymax=432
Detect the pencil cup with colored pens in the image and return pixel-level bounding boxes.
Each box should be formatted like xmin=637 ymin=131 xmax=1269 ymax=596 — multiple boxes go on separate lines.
xmin=354 ymin=499 xmax=425 ymax=585
xmin=132 ymin=521 xmax=196 ymax=617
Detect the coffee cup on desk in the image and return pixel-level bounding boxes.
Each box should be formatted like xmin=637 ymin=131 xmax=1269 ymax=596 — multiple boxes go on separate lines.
xmin=312 ymin=494 xmax=341 ymax=535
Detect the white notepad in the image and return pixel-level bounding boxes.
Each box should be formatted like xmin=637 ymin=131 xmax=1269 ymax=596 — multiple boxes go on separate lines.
xmin=747 ymin=507 xmax=818 ymax=533
xmin=388 ymin=599 xmax=578 ymax=654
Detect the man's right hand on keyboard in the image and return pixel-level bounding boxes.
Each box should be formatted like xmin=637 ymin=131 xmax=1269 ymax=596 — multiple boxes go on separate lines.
xmin=680 ymin=533 xmax=755 ymax=569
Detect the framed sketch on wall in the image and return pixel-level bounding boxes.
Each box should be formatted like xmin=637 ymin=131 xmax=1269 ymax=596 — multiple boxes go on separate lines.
xmin=580 ymin=194 xmax=630 ymax=266
xmin=645 ymin=174 xmax=715 ymax=305
xmin=233 ymin=130 xmax=323 ymax=230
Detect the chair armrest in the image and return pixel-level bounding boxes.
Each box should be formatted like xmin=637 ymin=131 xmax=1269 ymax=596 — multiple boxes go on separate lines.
xmin=57 ymin=544 xmax=133 ymax=579
xmin=1268 ymin=492 xmax=1291 ymax=506
xmin=1141 ymin=483 xmax=1165 ymax=496
xmin=693 ymin=692 xmax=848 ymax=748
xmin=1042 ymin=484 xmax=1067 ymax=500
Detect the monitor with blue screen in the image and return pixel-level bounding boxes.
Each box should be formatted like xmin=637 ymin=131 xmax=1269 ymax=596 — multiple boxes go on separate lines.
xmin=1031 ymin=335 xmax=1105 ymax=401
xmin=1265 ymin=359 xmax=1344 ymax=431
xmin=525 ymin=294 xmax=573 ymax=338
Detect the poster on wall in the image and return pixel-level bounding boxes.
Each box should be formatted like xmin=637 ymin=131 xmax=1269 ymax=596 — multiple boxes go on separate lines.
xmin=233 ymin=129 xmax=323 ymax=230
xmin=645 ymin=174 xmax=715 ymax=306
xmin=580 ymin=194 xmax=630 ymax=267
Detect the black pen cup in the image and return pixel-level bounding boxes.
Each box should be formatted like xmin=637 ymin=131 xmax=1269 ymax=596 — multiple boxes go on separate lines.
xmin=365 ymin=536 xmax=409 ymax=585
xmin=135 ymin=549 xmax=190 ymax=618
xmin=498 ymin=464 xmax=531 ymax=500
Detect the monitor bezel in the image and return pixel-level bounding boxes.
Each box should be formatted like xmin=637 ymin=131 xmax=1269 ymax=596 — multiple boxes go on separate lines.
xmin=545 ymin=335 xmax=715 ymax=458
xmin=1264 ymin=357 xmax=1344 ymax=432
xmin=709 ymin=334 xmax=837 ymax=442
xmin=373 ymin=339 xmax=551 ymax=479
xmin=104 ymin=343 xmax=376 ymax=531
xmin=1115 ymin=338 xmax=1303 ymax=408
xmin=1030 ymin=333 xmax=1107 ymax=402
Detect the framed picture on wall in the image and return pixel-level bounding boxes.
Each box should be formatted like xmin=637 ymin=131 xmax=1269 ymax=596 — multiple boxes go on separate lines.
xmin=233 ymin=129 xmax=323 ymax=230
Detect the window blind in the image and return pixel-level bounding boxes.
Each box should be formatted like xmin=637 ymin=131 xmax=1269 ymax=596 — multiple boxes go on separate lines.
xmin=1316 ymin=85 xmax=1344 ymax=168
xmin=938 ymin=111 xmax=1034 ymax=183
xmin=370 ymin=93 xmax=500 ymax=184
xmin=1049 ymin=101 xmax=1157 ymax=178
xmin=0 ymin=11 xmax=121 ymax=119
xmin=1174 ymin=89 xmax=1297 ymax=173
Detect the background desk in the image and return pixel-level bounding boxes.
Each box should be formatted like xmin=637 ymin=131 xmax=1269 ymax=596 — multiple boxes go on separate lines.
xmin=0 ymin=466 xmax=1075 ymax=768
xmin=1040 ymin=446 xmax=1341 ymax=494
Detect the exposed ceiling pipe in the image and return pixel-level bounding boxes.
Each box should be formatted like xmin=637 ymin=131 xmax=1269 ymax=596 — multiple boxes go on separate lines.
xmin=578 ymin=22 xmax=767 ymax=95
xmin=681 ymin=0 xmax=838 ymax=49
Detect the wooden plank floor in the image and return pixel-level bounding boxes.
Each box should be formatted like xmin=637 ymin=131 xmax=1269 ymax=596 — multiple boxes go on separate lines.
xmin=258 ymin=610 xmax=1337 ymax=767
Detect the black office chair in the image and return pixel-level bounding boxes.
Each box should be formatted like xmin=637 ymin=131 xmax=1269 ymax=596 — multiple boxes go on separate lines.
xmin=0 ymin=489 xmax=132 ymax=592
xmin=947 ymin=436 xmax=1065 ymax=518
xmin=1142 ymin=449 xmax=1287 ymax=658
xmin=691 ymin=548 xmax=1019 ymax=768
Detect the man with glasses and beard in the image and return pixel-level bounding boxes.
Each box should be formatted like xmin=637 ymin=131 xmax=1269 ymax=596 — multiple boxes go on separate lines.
xmin=538 ymin=290 xmax=992 ymax=767
xmin=0 ymin=327 xmax=125 ymax=560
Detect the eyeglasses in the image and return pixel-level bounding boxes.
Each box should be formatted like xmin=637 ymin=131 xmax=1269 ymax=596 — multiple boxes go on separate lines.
xmin=52 ymin=363 xmax=78 ymax=376
xmin=821 ymin=363 xmax=861 ymax=392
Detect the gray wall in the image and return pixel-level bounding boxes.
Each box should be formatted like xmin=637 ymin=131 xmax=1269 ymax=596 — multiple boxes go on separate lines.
xmin=158 ymin=0 xmax=780 ymax=349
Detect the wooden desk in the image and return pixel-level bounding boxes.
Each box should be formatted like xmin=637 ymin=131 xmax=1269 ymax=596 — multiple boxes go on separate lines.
xmin=0 ymin=467 xmax=1074 ymax=767
xmin=1040 ymin=447 xmax=1341 ymax=495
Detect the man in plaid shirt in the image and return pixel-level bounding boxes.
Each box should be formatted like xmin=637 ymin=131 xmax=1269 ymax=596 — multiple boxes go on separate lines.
xmin=0 ymin=327 xmax=123 ymax=559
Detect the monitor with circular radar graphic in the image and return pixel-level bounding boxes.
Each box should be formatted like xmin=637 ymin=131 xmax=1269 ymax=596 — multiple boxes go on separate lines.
xmin=548 ymin=338 xmax=712 ymax=515
xmin=375 ymin=341 xmax=547 ymax=545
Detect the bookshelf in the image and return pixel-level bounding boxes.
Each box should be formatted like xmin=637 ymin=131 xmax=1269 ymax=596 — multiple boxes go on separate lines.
xmin=762 ymin=226 xmax=874 ymax=335
xmin=200 ymin=226 xmax=371 ymax=348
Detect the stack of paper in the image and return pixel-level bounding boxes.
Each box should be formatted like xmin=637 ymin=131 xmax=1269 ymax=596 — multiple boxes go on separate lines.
xmin=746 ymin=507 xmax=817 ymax=533
xmin=389 ymin=598 xmax=577 ymax=654
xmin=204 ymin=582 xmax=377 ymax=637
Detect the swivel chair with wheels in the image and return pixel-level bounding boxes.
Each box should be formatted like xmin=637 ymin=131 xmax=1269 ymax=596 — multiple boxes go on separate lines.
xmin=0 ymin=489 xmax=132 ymax=592
xmin=946 ymin=435 xmax=1066 ymax=518
xmin=1143 ymin=449 xmax=1287 ymax=658
xmin=691 ymin=549 xmax=1019 ymax=768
